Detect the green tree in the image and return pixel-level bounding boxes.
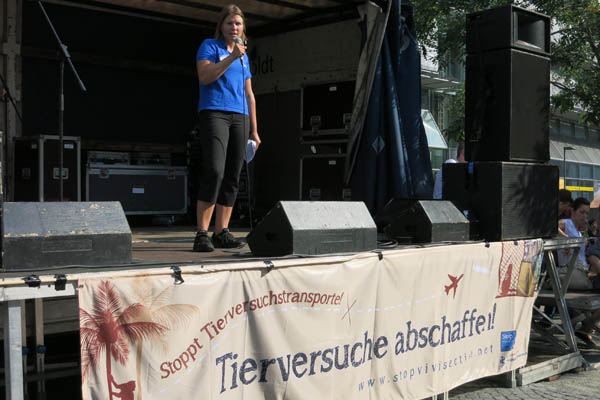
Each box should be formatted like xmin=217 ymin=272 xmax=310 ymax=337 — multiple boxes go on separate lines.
xmin=413 ymin=0 xmax=600 ymax=134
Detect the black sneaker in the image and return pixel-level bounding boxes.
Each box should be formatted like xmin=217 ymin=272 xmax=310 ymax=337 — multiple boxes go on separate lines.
xmin=212 ymin=228 xmax=243 ymax=249
xmin=193 ymin=230 xmax=214 ymax=252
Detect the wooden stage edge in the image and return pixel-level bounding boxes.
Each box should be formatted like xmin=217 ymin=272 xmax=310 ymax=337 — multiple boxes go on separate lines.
xmin=0 ymin=226 xmax=253 ymax=279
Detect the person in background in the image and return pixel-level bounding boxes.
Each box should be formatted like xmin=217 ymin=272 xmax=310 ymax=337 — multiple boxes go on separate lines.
xmin=193 ymin=4 xmax=261 ymax=252
xmin=585 ymin=212 xmax=600 ymax=275
xmin=556 ymin=197 xmax=600 ymax=347
xmin=558 ymin=189 xmax=573 ymax=237
xmin=558 ymin=189 xmax=573 ymax=220
xmin=587 ymin=218 xmax=598 ymax=238
xmin=557 ymin=197 xmax=591 ymax=279
xmin=581 ymin=219 xmax=590 ymax=238
xmin=433 ymin=141 xmax=464 ymax=200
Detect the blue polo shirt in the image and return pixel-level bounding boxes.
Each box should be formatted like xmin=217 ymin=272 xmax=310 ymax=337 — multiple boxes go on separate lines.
xmin=196 ymin=39 xmax=252 ymax=115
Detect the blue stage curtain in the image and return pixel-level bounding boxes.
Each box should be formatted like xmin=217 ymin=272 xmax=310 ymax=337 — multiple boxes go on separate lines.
xmin=349 ymin=0 xmax=433 ymax=215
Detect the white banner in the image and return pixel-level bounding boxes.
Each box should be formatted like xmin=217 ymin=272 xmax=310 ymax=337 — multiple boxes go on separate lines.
xmin=79 ymin=240 xmax=542 ymax=400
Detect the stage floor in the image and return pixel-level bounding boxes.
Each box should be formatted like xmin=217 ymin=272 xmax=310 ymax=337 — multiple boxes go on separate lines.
xmin=0 ymin=226 xmax=253 ymax=279
xmin=131 ymin=225 xmax=251 ymax=263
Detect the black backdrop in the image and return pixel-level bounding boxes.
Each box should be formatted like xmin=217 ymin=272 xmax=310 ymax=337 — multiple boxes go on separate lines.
xmin=21 ymin=2 xmax=209 ymax=144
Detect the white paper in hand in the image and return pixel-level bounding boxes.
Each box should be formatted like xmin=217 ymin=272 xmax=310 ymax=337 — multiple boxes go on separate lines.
xmin=245 ymin=139 xmax=257 ymax=162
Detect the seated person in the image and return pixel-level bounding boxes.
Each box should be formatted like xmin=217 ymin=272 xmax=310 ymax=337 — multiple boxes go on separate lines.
xmin=558 ymin=197 xmax=600 ymax=347
xmin=557 ymin=197 xmax=590 ymax=277
xmin=587 ymin=210 xmax=600 ymax=238
xmin=585 ymin=213 xmax=600 ymax=276
xmin=588 ymin=221 xmax=598 ymax=238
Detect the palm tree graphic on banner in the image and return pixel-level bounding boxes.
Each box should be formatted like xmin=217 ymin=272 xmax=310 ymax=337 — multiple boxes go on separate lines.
xmin=129 ymin=277 xmax=199 ymax=400
xmin=80 ymin=280 xmax=197 ymax=400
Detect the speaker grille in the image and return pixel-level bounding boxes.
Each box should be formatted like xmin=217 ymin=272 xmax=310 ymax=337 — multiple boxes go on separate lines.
xmin=442 ymin=162 xmax=558 ymax=241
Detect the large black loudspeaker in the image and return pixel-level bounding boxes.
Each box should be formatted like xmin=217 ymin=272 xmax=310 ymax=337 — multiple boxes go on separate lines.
xmin=247 ymin=201 xmax=376 ymax=257
xmin=466 ymin=5 xmax=550 ymax=57
xmin=465 ymin=5 xmax=550 ymax=163
xmin=465 ymin=49 xmax=550 ymax=162
xmin=2 ymin=202 xmax=132 ymax=270
xmin=375 ymin=199 xmax=469 ymax=243
xmin=442 ymin=162 xmax=558 ymax=241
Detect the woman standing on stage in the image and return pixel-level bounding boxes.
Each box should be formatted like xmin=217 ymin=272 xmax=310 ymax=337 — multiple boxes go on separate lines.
xmin=193 ymin=4 xmax=260 ymax=252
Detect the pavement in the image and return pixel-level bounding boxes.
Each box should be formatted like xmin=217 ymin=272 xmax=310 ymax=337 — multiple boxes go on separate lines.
xmin=449 ymin=352 xmax=600 ymax=399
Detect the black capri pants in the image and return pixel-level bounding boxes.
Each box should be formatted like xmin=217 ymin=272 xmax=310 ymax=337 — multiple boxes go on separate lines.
xmin=196 ymin=110 xmax=249 ymax=206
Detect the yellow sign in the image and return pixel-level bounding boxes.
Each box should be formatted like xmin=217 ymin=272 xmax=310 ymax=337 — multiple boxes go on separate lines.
xmin=566 ymin=186 xmax=594 ymax=192
xmin=559 ymin=179 xmax=594 ymax=192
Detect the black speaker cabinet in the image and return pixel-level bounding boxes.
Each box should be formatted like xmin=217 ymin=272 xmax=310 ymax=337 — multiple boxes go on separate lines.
xmin=442 ymin=162 xmax=558 ymax=241
xmin=14 ymin=135 xmax=81 ymax=201
xmin=375 ymin=199 xmax=469 ymax=243
xmin=300 ymin=140 xmax=348 ymax=201
xmin=2 ymin=202 xmax=132 ymax=270
xmin=465 ymin=48 xmax=549 ymax=162
xmin=247 ymin=201 xmax=376 ymax=257
xmin=254 ymin=90 xmax=302 ymax=214
xmin=301 ymin=155 xmax=346 ymax=201
xmin=302 ymin=81 xmax=355 ymax=133
xmin=466 ymin=5 xmax=550 ymax=57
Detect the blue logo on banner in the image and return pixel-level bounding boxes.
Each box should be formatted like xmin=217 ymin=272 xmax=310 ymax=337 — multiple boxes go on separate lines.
xmin=501 ymin=331 xmax=517 ymax=352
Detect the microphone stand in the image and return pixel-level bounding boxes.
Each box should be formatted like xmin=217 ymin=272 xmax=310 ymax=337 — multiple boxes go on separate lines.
xmin=36 ymin=0 xmax=86 ymax=201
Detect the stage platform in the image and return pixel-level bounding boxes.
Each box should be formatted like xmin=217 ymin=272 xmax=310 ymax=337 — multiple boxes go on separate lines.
xmin=0 ymin=226 xmax=253 ymax=279
xmin=0 ymin=235 xmax=591 ymax=400
xmin=131 ymin=225 xmax=252 ymax=262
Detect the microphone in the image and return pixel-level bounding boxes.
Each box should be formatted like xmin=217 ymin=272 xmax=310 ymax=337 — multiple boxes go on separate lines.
xmin=234 ymin=37 xmax=246 ymax=67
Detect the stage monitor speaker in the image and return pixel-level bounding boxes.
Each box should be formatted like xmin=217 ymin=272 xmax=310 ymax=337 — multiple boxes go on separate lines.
xmin=466 ymin=5 xmax=550 ymax=57
xmin=465 ymin=48 xmax=549 ymax=162
xmin=375 ymin=199 xmax=469 ymax=243
xmin=247 ymin=201 xmax=376 ymax=257
xmin=442 ymin=162 xmax=558 ymax=241
xmin=2 ymin=202 xmax=132 ymax=270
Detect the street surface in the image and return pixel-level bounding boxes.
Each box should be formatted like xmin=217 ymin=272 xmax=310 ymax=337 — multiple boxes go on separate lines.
xmin=450 ymin=353 xmax=600 ymax=399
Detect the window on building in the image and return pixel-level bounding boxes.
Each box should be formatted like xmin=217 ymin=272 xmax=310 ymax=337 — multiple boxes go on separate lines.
xmin=550 ymin=119 xmax=560 ymax=137
xmin=429 ymin=148 xmax=446 ymax=170
xmin=566 ymin=122 xmax=575 ymax=138
xmin=439 ymin=53 xmax=465 ymax=81
xmin=421 ymin=89 xmax=431 ymax=111
xmin=580 ymin=164 xmax=593 ymax=179
xmin=566 ymin=162 xmax=578 ymax=178
xmin=574 ymin=124 xmax=586 ymax=139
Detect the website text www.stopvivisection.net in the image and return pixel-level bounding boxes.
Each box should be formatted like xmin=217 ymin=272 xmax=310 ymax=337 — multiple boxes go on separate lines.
xmin=357 ymin=344 xmax=522 ymax=393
